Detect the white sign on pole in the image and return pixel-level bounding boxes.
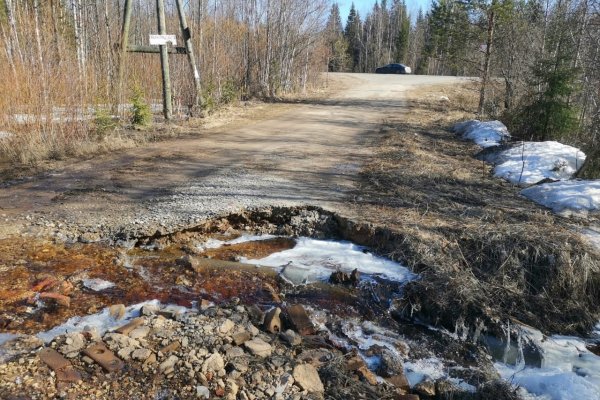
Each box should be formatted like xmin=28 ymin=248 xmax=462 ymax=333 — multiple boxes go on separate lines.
xmin=149 ymin=34 xmax=177 ymax=46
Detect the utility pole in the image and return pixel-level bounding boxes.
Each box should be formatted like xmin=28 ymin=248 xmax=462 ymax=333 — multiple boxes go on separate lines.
xmin=117 ymin=0 xmax=201 ymax=121
xmin=117 ymin=0 xmax=133 ymax=113
xmin=157 ymin=0 xmax=172 ymax=121
xmin=175 ymin=0 xmax=204 ymax=108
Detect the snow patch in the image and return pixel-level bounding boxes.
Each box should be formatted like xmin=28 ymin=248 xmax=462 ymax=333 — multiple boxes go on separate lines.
xmin=454 ymin=120 xmax=510 ymax=148
xmin=82 ymin=278 xmax=115 ymax=291
xmin=241 ymin=237 xmax=416 ymax=284
xmin=487 ymin=141 xmax=585 ymax=186
xmin=521 ymin=180 xmax=600 ymax=214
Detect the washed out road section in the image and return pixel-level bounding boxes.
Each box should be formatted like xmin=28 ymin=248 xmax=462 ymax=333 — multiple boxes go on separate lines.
xmin=0 ymin=74 xmax=466 ymax=240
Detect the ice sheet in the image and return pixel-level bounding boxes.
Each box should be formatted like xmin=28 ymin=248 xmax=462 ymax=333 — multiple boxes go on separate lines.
xmin=36 ymin=300 xmax=162 ymax=342
xmin=241 ymin=237 xmax=416 ymax=284
xmin=82 ymin=278 xmax=115 ymax=291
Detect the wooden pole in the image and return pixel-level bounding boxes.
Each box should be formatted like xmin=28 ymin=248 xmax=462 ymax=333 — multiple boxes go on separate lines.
xmin=157 ymin=0 xmax=173 ymax=120
xmin=117 ymin=0 xmax=133 ymax=113
xmin=175 ymin=0 xmax=204 ymax=108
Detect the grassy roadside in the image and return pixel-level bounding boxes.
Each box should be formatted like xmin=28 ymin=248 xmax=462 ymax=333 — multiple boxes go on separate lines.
xmin=355 ymin=83 xmax=600 ymax=336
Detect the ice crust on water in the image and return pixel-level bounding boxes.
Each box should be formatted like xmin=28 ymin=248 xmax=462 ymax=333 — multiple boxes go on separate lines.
xmin=0 ymin=333 xmax=20 ymax=346
xmin=82 ymin=278 xmax=115 ymax=291
xmin=454 ymin=120 xmax=510 ymax=148
xmin=495 ymin=325 xmax=600 ymax=400
xmin=196 ymin=234 xmax=277 ymax=251
xmin=241 ymin=237 xmax=416 ymax=284
xmin=36 ymin=300 xmax=190 ymax=343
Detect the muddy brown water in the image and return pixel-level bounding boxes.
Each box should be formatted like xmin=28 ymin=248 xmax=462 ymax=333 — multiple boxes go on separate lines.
xmin=0 ymin=236 xmax=394 ymax=336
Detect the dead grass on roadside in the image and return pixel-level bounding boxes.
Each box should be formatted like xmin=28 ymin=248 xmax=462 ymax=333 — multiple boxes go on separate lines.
xmin=357 ymin=83 xmax=600 ymax=336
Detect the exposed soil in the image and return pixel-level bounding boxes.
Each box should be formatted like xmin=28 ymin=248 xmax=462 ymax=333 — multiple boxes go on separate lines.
xmin=0 ymin=74 xmax=599 ymax=399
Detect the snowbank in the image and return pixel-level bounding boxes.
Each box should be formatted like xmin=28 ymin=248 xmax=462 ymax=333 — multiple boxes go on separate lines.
xmin=488 ymin=141 xmax=586 ymax=186
xmin=454 ymin=120 xmax=510 ymax=148
xmin=521 ymin=180 xmax=600 ymax=214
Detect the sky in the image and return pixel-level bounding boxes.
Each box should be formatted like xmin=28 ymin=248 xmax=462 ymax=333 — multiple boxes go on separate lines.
xmin=337 ymin=0 xmax=432 ymax=23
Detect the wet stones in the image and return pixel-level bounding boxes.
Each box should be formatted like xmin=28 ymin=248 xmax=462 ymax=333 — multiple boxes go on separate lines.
xmin=263 ymin=307 xmax=282 ymax=333
xmin=284 ymin=304 xmax=314 ymax=336
xmin=219 ymin=319 xmax=235 ymax=334
xmin=292 ymin=364 xmax=324 ymax=393
xmin=109 ymin=304 xmax=126 ymax=320
xmin=202 ymin=352 xmax=225 ymax=373
xmin=280 ymin=330 xmax=302 ymax=346
xmin=232 ymin=331 xmax=252 ymax=346
xmin=159 ymin=355 xmax=179 ymax=374
xmin=58 ymin=333 xmax=85 ymax=358
xmin=244 ymin=338 xmax=272 ymax=357
xmin=329 ymin=268 xmax=360 ymax=286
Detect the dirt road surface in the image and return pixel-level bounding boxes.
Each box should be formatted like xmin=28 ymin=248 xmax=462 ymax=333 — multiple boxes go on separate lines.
xmin=0 ymin=73 xmax=467 ymax=240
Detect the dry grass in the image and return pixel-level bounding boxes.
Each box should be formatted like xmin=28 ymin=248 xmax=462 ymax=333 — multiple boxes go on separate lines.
xmin=355 ymin=83 xmax=600 ymax=336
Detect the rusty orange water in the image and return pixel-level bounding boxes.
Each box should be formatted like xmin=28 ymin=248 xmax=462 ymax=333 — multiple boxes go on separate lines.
xmin=0 ymin=236 xmax=294 ymax=335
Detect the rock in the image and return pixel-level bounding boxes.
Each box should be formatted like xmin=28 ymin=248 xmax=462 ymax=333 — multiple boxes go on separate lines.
xmin=129 ymin=326 xmax=151 ymax=339
xmin=285 ymin=305 xmax=314 ymax=335
xmin=59 ymin=333 xmax=85 ymax=357
xmin=414 ymin=380 xmax=435 ymax=397
xmin=117 ymin=346 xmax=135 ymax=360
xmin=219 ymin=319 xmax=235 ymax=334
xmin=276 ymin=373 xmax=294 ymax=394
xmin=345 ymin=355 xmax=367 ymax=372
xmin=196 ymin=385 xmax=210 ymax=399
xmin=159 ymin=355 xmax=179 ymax=373
xmin=115 ymin=318 xmax=144 ymax=335
xmin=329 ymin=269 xmax=360 ymax=286
xmin=247 ymin=305 xmax=264 ymax=326
xmin=141 ymin=304 xmax=159 ymax=316
xmin=386 ymin=373 xmax=410 ymax=392
xmin=357 ymin=366 xmax=378 ymax=385
xmin=202 ymin=352 xmax=225 ymax=373
xmin=39 ymin=292 xmax=70 ymax=308
xmin=263 ymin=307 xmax=282 ymax=333
xmin=377 ymin=349 xmax=404 ymax=378
xmin=109 ymin=304 xmax=126 ymax=320
xmin=131 ymin=348 xmax=152 ymax=362
xmin=175 ymin=275 xmax=192 ymax=286
xmin=280 ymin=330 xmax=301 ymax=346
xmin=103 ymin=333 xmax=139 ymax=351
xmin=297 ymin=349 xmax=334 ymax=367
xmin=226 ymin=347 xmax=245 ymax=358
xmin=177 ymin=254 xmax=201 ymax=272
xmin=395 ymin=395 xmax=420 ymax=400
xmin=292 ymin=364 xmax=324 ymax=393
xmin=199 ymin=299 xmax=214 ymax=311
xmin=232 ymin=331 xmax=252 ymax=346
xmin=244 ymin=338 xmax=272 ymax=358
xmin=226 ymin=379 xmax=239 ymax=400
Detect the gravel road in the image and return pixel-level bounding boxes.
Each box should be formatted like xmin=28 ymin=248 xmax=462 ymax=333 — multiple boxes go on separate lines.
xmin=0 ymin=73 xmax=468 ymax=240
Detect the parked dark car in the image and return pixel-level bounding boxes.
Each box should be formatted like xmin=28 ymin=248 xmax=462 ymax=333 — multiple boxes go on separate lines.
xmin=375 ymin=63 xmax=412 ymax=74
